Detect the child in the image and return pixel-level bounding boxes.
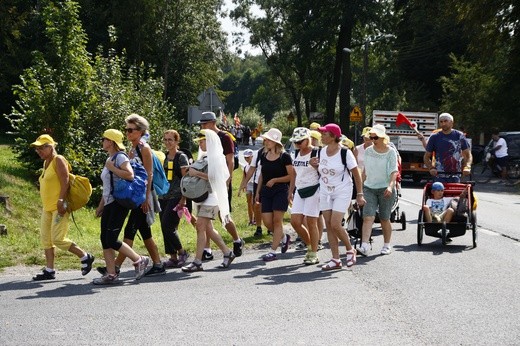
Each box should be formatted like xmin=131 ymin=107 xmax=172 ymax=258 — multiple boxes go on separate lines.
xmin=422 ymin=182 xmax=454 ymax=223
xmin=239 ymin=149 xmax=255 ymax=225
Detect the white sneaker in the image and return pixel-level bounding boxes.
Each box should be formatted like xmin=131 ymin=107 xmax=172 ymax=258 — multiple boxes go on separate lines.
xmin=358 ymin=243 xmax=370 ymax=257
xmin=380 ymin=246 xmax=392 ymax=255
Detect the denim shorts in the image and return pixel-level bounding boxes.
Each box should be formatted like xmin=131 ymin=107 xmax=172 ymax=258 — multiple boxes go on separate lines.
xmin=362 ymin=186 xmax=396 ymax=220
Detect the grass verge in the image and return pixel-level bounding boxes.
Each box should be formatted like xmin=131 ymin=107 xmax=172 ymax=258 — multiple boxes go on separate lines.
xmin=0 ymin=143 xmax=283 ymax=272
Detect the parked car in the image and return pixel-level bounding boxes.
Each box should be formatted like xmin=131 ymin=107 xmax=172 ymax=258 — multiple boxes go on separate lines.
xmin=499 ymin=131 xmax=520 ymax=178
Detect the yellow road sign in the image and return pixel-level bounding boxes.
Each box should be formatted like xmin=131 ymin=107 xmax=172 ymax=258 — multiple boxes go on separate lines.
xmin=350 ymin=106 xmax=363 ymax=122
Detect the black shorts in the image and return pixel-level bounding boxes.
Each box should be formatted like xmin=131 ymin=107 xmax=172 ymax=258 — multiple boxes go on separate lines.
xmin=260 ymin=184 xmax=289 ymax=213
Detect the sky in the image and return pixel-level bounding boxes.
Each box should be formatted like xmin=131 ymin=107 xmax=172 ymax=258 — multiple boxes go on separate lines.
xmin=220 ymin=0 xmax=262 ymax=56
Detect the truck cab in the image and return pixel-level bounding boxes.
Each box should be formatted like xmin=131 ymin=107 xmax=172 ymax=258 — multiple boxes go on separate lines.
xmin=373 ymin=110 xmax=438 ymax=183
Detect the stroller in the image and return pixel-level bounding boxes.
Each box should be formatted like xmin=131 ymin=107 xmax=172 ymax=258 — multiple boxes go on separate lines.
xmin=417 ymin=181 xmax=477 ymax=248
xmin=344 ymin=184 xmax=406 ymax=247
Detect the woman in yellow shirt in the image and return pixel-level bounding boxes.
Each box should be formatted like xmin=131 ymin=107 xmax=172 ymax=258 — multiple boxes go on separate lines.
xmin=31 ymin=134 xmax=94 ymax=281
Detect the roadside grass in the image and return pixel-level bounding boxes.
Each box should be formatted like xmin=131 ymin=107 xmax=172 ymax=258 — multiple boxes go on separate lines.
xmin=0 ymin=143 xmax=282 ymax=272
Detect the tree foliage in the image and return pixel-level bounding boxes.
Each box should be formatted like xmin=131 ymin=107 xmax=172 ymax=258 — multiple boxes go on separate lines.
xmin=7 ymin=0 xmax=177 ymax=185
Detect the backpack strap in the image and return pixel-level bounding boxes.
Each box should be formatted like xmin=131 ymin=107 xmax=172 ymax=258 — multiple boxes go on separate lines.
xmin=109 ymin=152 xmax=127 ymax=195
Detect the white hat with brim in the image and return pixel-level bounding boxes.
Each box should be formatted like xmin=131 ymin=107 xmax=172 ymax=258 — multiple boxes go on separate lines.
xmin=261 ymin=128 xmax=283 ymax=146
xmin=370 ymin=124 xmax=389 ymax=140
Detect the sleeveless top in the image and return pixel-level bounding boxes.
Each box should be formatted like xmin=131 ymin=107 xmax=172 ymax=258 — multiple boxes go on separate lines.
xmin=39 ymin=155 xmax=70 ymax=212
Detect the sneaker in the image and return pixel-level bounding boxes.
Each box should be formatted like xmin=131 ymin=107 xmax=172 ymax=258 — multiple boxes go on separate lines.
xmin=97 ymin=266 xmax=121 ymax=276
xmin=317 ymin=241 xmax=324 ymax=251
xmin=92 ymin=274 xmax=121 ymax=285
xmin=262 ymin=252 xmax=277 ymax=262
xmin=177 ymin=252 xmax=189 ymax=267
xmin=181 ymin=262 xmax=203 ymax=272
xmin=134 ymin=256 xmax=150 ymax=280
xmin=295 ymin=241 xmax=307 ymax=251
xmin=32 ymin=268 xmax=55 ymax=281
xmin=380 ymin=246 xmax=392 ymax=255
xmin=281 ymin=234 xmax=290 ymax=253
xmin=163 ymin=258 xmax=179 ymax=268
xmin=145 ymin=264 xmax=166 ymax=277
xmin=202 ymin=250 xmax=214 ymax=262
xmin=254 ymin=227 xmax=263 ymax=238
xmin=303 ymin=252 xmax=319 ymax=265
xmin=233 ymin=239 xmax=245 ymax=257
xmin=358 ymin=243 xmax=370 ymax=257
xmin=81 ymin=253 xmax=95 ymax=276
xmin=267 ymin=230 xmax=273 ymax=236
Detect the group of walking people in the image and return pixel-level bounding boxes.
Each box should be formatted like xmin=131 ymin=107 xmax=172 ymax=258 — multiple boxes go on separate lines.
xmin=31 ymin=112 xmax=245 ymax=284
xmin=239 ymin=121 xmax=399 ymax=270
xmin=30 ymin=110 xmax=473 ymax=281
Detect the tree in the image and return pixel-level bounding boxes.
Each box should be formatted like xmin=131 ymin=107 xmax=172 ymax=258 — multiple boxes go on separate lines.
xmin=77 ymin=0 xmax=229 ymax=122
xmin=7 ymin=0 xmax=177 ymax=183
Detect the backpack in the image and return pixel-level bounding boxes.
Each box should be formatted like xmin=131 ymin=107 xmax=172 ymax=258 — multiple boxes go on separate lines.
xmin=135 ymin=145 xmax=170 ymax=196
xmin=180 ymin=158 xmax=212 ymax=203
xmin=66 ymin=173 xmax=92 ymax=212
xmin=110 ymin=152 xmax=148 ymax=209
xmin=174 ymin=149 xmax=193 ymax=178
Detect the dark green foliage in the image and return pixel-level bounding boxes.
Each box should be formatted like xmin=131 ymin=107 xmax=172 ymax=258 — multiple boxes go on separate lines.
xmin=6 ymin=0 xmax=180 ymax=201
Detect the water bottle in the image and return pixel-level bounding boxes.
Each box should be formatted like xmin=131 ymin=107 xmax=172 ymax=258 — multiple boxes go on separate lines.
xmin=55 ymin=200 xmax=68 ymax=224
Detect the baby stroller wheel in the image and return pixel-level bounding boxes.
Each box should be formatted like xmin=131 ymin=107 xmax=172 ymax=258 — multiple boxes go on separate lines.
xmin=401 ymin=211 xmax=407 ymax=230
xmin=441 ymin=222 xmax=448 ymax=246
xmin=472 ymin=211 xmax=478 ymax=248
xmin=417 ymin=211 xmax=423 ymax=246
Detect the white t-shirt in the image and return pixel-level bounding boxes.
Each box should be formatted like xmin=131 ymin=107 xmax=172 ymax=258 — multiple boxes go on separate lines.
xmin=494 ymin=138 xmax=508 ymax=158
xmin=250 ymin=149 xmax=262 ymax=184
xmin=318 ymin=147 xmax=357 ymax=194
xmin=426 ymin=197 xmax=453 ymax=215
xmin=293 ymin=150 xmax=319 ymax=188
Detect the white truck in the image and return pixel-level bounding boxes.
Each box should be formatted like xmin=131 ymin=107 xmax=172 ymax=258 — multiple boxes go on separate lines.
xmin=372 ymin=110 xmax=438 ymax=183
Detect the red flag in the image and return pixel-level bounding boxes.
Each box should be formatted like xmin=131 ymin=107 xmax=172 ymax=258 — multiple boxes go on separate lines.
xmin=396 ymin=112 xmax=415 ymax=128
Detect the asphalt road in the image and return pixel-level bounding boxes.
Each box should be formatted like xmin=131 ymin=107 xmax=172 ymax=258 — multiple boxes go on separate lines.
xmin=1 ymin=153 xmax=519 ymax=345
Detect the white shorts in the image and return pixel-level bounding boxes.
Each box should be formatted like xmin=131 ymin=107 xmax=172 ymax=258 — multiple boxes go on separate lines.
xmin=291 ymin=190 xmax=320 ymax=217
xmin=319 ymin=186 xmax=353 ymax=213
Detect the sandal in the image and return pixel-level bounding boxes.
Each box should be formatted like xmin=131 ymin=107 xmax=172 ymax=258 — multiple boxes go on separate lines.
xmin=321 ymin=259 xmax=342 ymax=271
xmin=345 ymin=249 xmax=357 ymax=267
xmin=81 ymin=253 xmax=95 ymax=276
xmin=181 ymin=262 xmax=203 ymax=273
xmin=219 ymin=251 xmax=236 ymax=269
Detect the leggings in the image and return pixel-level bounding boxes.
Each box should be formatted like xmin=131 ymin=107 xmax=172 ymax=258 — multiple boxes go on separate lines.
xmin=100 ymin=201 xmax=130 ymax=250
xmin=123 ymin=206 xmax=153 ymax=241
xmin=159 ymin=197 xmax=184 ymax=254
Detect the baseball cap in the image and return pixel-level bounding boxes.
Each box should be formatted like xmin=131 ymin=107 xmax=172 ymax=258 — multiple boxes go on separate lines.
xmin=30 ymin=134 xmax=55 ymax=147
xmin=432 ymin=182 xmax=445 ymax=191
xmin=243 ymin=149 xmax=254 ymax=157
xmin=318 ymin=123 xmax=341 ymax=138
xmin=103 ymin=129 xmax=125 ymax=150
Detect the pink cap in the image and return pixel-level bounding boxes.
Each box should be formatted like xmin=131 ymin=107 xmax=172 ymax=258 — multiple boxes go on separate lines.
xmin=318 ymin=123 xmax=341 ymax=138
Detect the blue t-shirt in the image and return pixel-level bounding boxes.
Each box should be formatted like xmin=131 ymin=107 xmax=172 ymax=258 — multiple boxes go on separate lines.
xmin=426 ymin=130 xmax=469 ymax=173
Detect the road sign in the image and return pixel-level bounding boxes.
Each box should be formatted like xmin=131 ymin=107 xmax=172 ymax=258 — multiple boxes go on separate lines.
xmin=198 ymin=87 xmax=224 ymax=111
xmin=350 ymin=106 xmax=363 ymax=122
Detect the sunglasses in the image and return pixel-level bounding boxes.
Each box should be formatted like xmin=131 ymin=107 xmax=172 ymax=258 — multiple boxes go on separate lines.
xmin=125 ymin=128 xmax=138 ymax=133
xmin=294 ymin=139 xmax=306 ymax=145
xmin=369 ymin=135 xmax=379 ymax=140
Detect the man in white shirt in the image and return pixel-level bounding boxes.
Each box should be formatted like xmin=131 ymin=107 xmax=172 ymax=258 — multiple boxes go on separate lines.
xmin=491 ymin=129 xmax=509 ymax=179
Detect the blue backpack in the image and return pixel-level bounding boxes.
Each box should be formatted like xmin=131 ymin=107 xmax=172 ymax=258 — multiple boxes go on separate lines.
xmin=110 ymin=152 xmax=148 ymax=209
xmin=135 ymin=145 xmax=170 ymax=196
